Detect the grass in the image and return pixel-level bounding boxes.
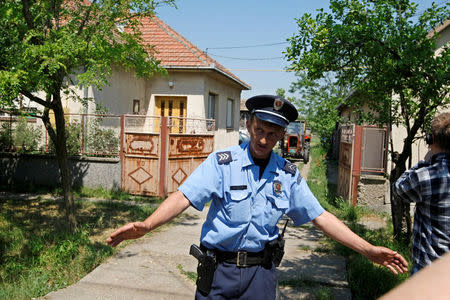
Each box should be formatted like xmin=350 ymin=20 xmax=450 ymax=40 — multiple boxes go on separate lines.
xmin=0 ymin=140 xmax=411 ymax=299
xmin=279 ymin=278 xmax=333 ymax=300
xmin=306 ymin=139 xmax=412 ymax=300
xmin=0 ymin=191 xmax=162 ymax=299
xmin=0 ymin=184 xmax=161 ymax=204
xmin=176 ymin=264 xmax=197 ymax=283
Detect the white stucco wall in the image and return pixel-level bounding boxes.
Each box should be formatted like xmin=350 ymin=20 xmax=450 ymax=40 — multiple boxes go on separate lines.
xmin=28 ymin=67 xmax=244 ymax=151
xmin=92 ymin=68 xmax=147 ymax=115
xmin=435 ymin=23 xmax=450 ymax=50
xmin=204 ymin=75 xmax=241 ymax=150
xmin=143 ymin=70 xmax=242 ymax=150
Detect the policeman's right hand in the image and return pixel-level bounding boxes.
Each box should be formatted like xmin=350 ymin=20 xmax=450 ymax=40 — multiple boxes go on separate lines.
xmin=106 ymin=222 xmax=151 ymax=247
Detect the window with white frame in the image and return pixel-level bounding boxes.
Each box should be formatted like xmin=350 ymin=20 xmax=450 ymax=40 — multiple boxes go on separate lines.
xmin=207 ymin=93 xmax=216 ymax=120
xmin=226 ymin=98 xmax=233 ymax=129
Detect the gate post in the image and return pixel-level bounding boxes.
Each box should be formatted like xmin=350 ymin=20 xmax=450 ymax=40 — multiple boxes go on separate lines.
xmin=352 ymin=125 xmax=363 ymax=206
xmin=159 ymin=116 xmax=169 ymax=198
xmin=120 ymin=115 xmax=125 ymax=191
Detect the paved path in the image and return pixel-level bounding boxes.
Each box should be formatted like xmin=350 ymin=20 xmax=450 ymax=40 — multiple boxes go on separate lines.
xmin=43 ymin=159 xmax=351 ymax=300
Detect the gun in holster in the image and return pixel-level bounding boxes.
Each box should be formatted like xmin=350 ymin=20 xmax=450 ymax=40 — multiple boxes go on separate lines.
xmin=264 ymin=219 xmax=288 ymax=267
xmin=189 ymin=244 xmax=217 ymax=295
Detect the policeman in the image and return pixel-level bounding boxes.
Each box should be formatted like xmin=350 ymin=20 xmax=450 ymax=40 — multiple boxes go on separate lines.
xmin=107 ymin=95 xmax=409 ymax=300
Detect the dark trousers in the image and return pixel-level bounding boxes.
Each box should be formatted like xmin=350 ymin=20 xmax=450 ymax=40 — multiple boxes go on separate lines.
xmin=195 ymin=262 xmax=277 ymax=300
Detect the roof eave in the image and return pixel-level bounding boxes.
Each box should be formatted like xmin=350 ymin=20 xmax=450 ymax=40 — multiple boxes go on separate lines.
xmin=163 ymin=65 xmax=251 ymax=91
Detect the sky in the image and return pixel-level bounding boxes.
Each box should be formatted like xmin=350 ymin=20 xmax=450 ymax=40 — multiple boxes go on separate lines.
xmin=155 ymin=0 xmax=442 ymax=100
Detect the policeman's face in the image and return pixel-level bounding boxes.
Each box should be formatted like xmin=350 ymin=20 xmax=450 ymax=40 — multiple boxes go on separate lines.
xmin=247 ymin=116 xmax=285 ymax=159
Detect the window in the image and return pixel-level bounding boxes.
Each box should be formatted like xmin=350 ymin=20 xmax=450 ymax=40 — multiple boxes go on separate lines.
xmin=207 ymin=93 xmax=216 ymax=119
xmin=133 ymin=99 xmax=140 ymax=114
xmin=226 ymin=99 xmax=233 ymax=129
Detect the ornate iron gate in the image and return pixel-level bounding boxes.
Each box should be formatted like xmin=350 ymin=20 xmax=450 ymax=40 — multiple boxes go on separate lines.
xmin=165 ymin=117 xmax=215 ymax=194
xmin=337 ymin=124 xmax=355 ymax=202
xmin=121 ymin=115 xmax=215 ymax=197
xmin=337 ymin=124 xmax=363 ymax=205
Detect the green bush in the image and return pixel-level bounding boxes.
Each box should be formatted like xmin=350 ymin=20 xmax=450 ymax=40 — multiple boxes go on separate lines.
xmin=48 ymin=120 xmax=82 ymax=155
xmin=86 ymin=126 xmax=119 ymax=155
xmin=13 ymin=116 xmax=42 ymax=153
xmin=0 ymin=122 xmax=13 ymax=151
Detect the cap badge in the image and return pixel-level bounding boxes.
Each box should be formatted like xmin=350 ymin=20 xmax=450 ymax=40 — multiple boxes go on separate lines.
xmin=273 ymin=180 xmax=283 ymax=195
xmin=274 ymin=98 xmax=284 ymax=111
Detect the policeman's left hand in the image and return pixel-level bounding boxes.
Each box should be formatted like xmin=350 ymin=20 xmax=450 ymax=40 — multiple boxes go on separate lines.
xmin=365 ymin=246 xmax=409 ymax=274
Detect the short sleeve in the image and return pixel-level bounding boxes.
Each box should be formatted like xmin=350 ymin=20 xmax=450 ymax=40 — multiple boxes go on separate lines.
xmin=178 ymin=153 xmax=223 ymax=211
xmin=286 ymin=175 xmax=325 ymax=226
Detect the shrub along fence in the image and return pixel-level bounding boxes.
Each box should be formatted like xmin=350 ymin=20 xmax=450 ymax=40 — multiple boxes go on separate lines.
xmin=0 ymin=113 xmax=121 ymax=190
xmin=0 ymin=113 xmax=121 ymax=156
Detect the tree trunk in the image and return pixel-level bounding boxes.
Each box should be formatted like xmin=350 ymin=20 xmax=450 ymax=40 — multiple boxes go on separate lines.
xmin=389 ymin=151 xmax=412 ymax=243
xmin=53 ymin=95 xmax=77 ymax=232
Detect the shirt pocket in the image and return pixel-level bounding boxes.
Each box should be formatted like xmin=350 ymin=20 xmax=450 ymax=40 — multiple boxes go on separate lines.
xmin=224 ymin=189 xmax=252 ymax=224
xmin=265 ymin=195 xmax=289 ymax=228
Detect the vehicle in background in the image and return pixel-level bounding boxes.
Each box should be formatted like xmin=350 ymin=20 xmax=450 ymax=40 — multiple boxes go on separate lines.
xmin=239 ymin=130 xmax=250 ymax=145
xmin=279 ymin=120 xmax=310 ymax=163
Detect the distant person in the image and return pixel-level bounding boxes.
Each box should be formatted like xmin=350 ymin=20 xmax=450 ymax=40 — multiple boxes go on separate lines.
xmin=107 ymin=95 xmax=408 ymax=299
xmin=393 ymin=112 xmax=450 ymax=274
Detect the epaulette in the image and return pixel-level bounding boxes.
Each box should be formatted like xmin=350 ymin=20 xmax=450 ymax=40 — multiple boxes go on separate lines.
xmin=216 ymin=151 xmax=232 ymax=164
xmin=282 ymin=161 xmax=297 ymax=175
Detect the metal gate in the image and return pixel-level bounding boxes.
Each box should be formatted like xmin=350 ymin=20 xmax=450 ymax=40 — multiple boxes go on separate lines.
xmin=121 ymin=115 xmax=215 ymax=197
xmin=337 ymin=124 xmax=387 ymax=205
xmin=337 ymin=124 xmax=362 ymax=205
xmin=165 ymin=117 xmax=215 ymax=194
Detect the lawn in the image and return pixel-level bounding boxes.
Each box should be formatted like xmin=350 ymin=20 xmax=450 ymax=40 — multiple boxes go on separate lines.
xmin=0 ymin=191 xmax=162 ymax=299
xmin=306 ymin=139 xmax=412 ymax=299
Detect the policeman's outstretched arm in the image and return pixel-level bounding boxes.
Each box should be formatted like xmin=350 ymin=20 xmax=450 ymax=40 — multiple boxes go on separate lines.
xmin=312 ymin=211 xmax=408 ymax=275
xmin=106 ymin=191 xmax=191 ymax=247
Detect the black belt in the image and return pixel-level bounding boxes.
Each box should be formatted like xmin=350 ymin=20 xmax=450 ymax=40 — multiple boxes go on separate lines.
xmin=215 ymin=249 xmax=266 ymax=267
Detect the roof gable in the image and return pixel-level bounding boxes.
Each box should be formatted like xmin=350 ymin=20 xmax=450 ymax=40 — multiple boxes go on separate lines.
xmin=139 ymin=16 xmax=250 ymax=90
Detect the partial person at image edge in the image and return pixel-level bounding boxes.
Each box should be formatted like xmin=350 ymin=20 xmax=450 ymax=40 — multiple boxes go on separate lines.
xmin=393 ymin=112 xmax=450 ymax=275
xmin=107 ymin=95 xmax=408 ymax=299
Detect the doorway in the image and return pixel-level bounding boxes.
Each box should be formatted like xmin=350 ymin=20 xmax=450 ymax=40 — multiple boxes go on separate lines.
xmin=155 ymin=96 xmax=187 ymax=133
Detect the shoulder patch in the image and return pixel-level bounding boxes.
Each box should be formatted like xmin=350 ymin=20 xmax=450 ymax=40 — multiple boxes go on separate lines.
xmin=283 ymin=161 xmax=297 ymax=175
xmin=297 ymin=175 xmax=303 ymax=184
xmin=216 ymin=151 xmax=232 ymax=164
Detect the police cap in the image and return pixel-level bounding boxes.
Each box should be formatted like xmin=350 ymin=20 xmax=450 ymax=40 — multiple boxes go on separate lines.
xmin=246 ymin=95 xmax=298 ymax=128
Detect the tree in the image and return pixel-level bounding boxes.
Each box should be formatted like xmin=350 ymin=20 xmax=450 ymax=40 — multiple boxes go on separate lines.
xmin=0 ymin=0 xmax=174 ymax=232
xmin=288 ymin=72 xmax=350 ymax=149
xmin=286 ymin=0 xmax=449 ymax=242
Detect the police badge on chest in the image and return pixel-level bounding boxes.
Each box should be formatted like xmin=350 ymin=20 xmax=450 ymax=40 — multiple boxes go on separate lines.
xmin=273 ymin=180 xmax=283 ymax=195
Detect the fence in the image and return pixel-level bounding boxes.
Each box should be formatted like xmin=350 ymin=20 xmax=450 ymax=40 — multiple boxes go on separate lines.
xmin=0 ymin=113 xmax=121 ymax=156
xmin=1 ymin=113 xmax=215 ymax=196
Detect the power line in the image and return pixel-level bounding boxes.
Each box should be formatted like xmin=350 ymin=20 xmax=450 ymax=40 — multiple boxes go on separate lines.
xmin=207 ymin=53 xmax=284 ymax=61
xmin=205 ymin=41 xmax=289 ymax=51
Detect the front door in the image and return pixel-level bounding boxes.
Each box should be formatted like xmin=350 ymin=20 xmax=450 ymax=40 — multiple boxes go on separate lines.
xmin=155 ymin=96 xmax=187 ymax=133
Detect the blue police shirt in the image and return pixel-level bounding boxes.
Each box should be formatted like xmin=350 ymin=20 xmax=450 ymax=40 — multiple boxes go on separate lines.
xmin=178 ymin=141 xmax=324 ymax=252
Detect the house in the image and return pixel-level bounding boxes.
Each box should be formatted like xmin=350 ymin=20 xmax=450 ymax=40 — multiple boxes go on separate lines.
xmin=335 ymin=20 xmax=449 ymax=210
xmin=0 ymin=16 xmax=252 ymax=194
xmin=37 ymin=16 xmax=251 ymax=150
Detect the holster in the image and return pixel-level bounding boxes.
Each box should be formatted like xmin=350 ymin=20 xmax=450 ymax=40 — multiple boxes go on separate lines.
xmin=190 ymin=244 xmax=217 ymax=295
xmin=263 ymin=236 xmax=285 ymax=267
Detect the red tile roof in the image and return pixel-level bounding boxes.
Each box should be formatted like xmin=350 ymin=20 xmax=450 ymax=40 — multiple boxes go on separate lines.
xmin=139 ymin=16 xmax=250 ymax=90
